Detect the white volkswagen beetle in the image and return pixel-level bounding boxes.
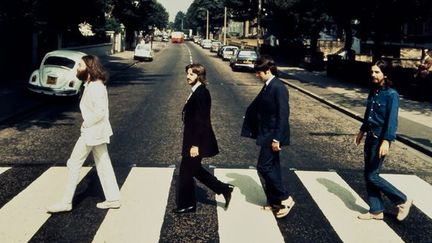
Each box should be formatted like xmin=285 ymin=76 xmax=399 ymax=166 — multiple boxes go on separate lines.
xmin=28 ymin=50 xmax=87 ymax=96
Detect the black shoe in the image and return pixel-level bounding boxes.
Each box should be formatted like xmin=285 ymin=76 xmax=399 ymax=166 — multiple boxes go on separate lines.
xmin=173 ymin=206 xmax=196 ymax=214
xmin=222 ymin=184 xmax=235 ymax=209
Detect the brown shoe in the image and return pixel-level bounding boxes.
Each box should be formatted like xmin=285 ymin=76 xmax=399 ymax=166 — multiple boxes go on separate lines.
xmin=397 ymin=199 xmax=413 ymax=221
xmin=358 ymin=212 xmax=384 ymax=220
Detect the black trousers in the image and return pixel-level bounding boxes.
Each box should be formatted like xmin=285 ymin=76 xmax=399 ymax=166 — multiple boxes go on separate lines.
xmin=257 ymin=146 xmax=288 ymax=205
xmin=177 ymin=156 xmax=228 ymax=208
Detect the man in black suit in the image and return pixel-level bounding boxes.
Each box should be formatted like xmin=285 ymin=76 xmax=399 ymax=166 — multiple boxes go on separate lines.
xmin=241 ymin=56 xmax=294 ymax=218
xmin=174 ymin=63 xmax=234 ymax=214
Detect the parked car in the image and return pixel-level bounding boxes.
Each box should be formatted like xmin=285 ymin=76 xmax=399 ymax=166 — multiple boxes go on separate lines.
xmin=162 ymin=35 xmax=169 ymax=42
xmin=230 ymin=49 xmax=259 ymax=71
xmin=28 ymin=50 xmax=87 ymax=97
xmin=201 ymin=39 xmax=212 ymax=49
xmin=210 ymin=41 xmax=222 ymax=52
xmin=222 ymin=46 xmax=239 ymax=61
xmin=134 ymin=43 xmax=153 ymax=61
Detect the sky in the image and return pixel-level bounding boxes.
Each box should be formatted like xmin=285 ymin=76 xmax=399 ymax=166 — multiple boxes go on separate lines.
xmin=158 ymin=0 xmax=194 ymax=22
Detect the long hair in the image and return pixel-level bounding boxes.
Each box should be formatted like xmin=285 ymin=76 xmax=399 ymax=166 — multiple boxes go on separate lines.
xmin=185 ymin=63 xmax=207 ymax=84
xmin=254 ymin=55 xmax=278 ymax=77
xmin=374 ymin=59 xmax=393 ymax=86
xmin=82 ymin=55 xmax=109 ymax=85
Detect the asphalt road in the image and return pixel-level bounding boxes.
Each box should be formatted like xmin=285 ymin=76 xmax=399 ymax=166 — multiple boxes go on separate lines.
xmin=0 ymin=41 xmax=431 ymax=242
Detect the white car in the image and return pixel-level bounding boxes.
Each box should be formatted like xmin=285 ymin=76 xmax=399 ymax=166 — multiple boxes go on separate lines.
xmin=28 ymin=50 xmax=87 ymax=96
xmin=222 ymin=46 xmax=239 ymax=60
xmin=134 ymin=43 xmax=153 ymax=61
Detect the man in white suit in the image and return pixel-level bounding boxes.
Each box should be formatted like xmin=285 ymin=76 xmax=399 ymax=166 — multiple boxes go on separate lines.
xmin=47 ymin=55 xmax=121 ymax=213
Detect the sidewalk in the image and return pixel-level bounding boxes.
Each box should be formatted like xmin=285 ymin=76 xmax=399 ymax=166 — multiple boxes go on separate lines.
xmin=0 ymin=51 xmax=136 ymax=126
xmin=276 ymin=64 xmax=432 ymax=157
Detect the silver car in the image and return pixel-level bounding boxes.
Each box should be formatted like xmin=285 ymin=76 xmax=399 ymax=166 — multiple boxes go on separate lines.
xmin=28 ymin=50 xmax=86 ymax=96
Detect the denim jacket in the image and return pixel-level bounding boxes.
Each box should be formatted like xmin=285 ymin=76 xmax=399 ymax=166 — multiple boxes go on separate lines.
xmin=360 ymin=86 xmax=399 ymax=141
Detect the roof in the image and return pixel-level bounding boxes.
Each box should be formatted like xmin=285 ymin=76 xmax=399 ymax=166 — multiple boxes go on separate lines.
xmin=44 ymin=50 xmax=87 ymax=60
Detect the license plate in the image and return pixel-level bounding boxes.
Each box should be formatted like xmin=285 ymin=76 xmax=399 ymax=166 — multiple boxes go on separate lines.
xmin=46 ymin=76 xmax=57 ymax=85
xmin=243 ymin=60 xmax=252 ymax=64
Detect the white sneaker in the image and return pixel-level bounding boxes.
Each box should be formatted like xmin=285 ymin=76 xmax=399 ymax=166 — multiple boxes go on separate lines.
xmin=46 ymin=202 xmax=72 ymax=213
xmin=397 ymin=199 xmax=413 ymax=221
xmin=282 ymin=196 xmax=294 ymax=207
xmin=96 ymin=200 xmax=121 ymax=209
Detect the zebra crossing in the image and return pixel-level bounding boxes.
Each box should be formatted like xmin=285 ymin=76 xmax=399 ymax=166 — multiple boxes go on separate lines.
xmin=0 ymin=166 xmax=431 ymax=242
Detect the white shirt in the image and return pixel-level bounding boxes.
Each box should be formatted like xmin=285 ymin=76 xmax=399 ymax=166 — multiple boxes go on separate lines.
xmin=187 ymin=81 xmax=202 ymax=101
xmin=265 ymin=75 xmax=275 ymax=87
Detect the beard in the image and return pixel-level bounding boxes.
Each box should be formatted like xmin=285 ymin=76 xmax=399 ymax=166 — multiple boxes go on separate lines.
xmin=76 ymin=69 xmax=89 ymax=81
xmin=187 ymin=78 xmax=198 ymax=86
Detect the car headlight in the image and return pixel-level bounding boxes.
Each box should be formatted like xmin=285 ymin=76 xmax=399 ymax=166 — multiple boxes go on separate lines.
xmin=68 ymin=80 xmax=75 ymax=87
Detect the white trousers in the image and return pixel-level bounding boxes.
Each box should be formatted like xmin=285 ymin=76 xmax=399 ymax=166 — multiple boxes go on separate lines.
xmin=62 ymin=136 xmax=120 ymax=204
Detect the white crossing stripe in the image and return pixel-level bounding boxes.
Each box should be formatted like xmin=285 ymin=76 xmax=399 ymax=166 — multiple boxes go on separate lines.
xmin=214 ymin=169 xmax=285 ymax=243
xmin=0 ymin=167 xmax=91 ymax=243
xmin=92 ymin=167 xmax=174 ymax=243
xmin=382 ymin=174 xmax=432 ymax=219
xmin=0 ymin=167 xmax=10 ymax=174
xmin=295 ymin=171 xmax=403 ymax=243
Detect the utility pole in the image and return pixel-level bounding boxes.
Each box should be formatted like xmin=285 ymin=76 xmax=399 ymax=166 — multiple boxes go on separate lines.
xmin=257 ymin=0 xmax=262 ymax=54
xmin=223 ymin=7 xmax=227 ymax=45
xmin=206 ymin=9 xmax=209 ymax=40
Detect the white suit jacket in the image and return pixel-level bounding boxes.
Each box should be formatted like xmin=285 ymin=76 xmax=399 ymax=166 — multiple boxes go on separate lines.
xmin=79 ymin=80 xmax=113 ymax=146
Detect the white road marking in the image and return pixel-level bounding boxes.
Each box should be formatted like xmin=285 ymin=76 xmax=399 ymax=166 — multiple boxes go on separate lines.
xmin=382 ymin=174 xmax=432 ymax=219
xmin=0 ymin=167 xmax=10 ymax=174
xmin=295 ymin=171 xmax=403 ymax=243
xmin=184 ymin=45 xmax=193 ymax=64
xmin=92 ymin=167 xmax=174 ymax=243
xmin=0 ymin=167 xmax=91 ymax=242
xmin=215 ymin=168 xmax=285 ymax=243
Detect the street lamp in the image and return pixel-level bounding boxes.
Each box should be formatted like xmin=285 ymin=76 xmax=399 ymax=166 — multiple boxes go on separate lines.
xmin=256 ymin=0 xmax=262 ymax=54
xmin=198 ymin=8 xmax=209 ymax=39
xmin=223 ymin=7 xmax=227 ymax=45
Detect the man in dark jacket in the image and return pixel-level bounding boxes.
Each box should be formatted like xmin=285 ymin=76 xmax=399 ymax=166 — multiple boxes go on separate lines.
xmin=175 ymin=63 xmax=234 ymax=214
xmin=241 ymin=56 xmax=294 ymax=218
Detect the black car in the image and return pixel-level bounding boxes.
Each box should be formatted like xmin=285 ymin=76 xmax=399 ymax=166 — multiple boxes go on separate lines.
xmin=229 ymin=49 xmax=258 ymax=71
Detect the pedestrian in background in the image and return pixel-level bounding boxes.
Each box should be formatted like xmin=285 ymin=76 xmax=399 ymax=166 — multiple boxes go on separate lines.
xmin=355 ymin=59 xmax=413 ymax=221
xmin=174 ymin=63 xmax=234 ymax=214
xmin=47 ymin=55 xmax=121 ymax=213
xmin=241 ymin=55 xmax=294 ymax=218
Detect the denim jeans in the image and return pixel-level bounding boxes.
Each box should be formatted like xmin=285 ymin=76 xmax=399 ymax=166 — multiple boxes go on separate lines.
xmin=257 ymin=146 xmax=288 ymax=205
xmin=363 ymin=134 xmax=406 ymax=213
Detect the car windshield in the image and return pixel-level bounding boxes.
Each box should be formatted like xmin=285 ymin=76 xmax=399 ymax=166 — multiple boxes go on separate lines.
xmin=238 ymin=51 xmax=257 ymax=58
xmin=43 ymin=56 xmax=76 ymax=69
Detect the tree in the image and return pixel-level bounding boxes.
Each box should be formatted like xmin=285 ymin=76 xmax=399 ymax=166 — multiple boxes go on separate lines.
xmin=185 ymin=0 xmax=225 ymax=37
xmin=111 ymin=0 xmax=168 ymax=49
xmin=174 ymin=11 xmax=186 ymax=31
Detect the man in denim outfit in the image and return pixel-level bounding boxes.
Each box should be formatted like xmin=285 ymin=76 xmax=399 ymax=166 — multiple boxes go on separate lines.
xmin=355 ymin=60 xmax=413 ymax=221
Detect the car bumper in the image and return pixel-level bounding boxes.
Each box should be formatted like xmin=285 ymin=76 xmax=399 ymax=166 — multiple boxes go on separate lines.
xmin=27 ymin=84 xmax=79 ymax=96
xmin=134 ymin=55 xmax=153 ymax=61
xmin=233 ymin=63 xmax=254 ymax=69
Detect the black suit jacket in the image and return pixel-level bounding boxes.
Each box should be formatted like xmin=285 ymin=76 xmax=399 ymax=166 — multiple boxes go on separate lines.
xmin=182 ymin=84 xmax=219 ymax=157
xmin=241 ymin=77 xmax=290 ymax=146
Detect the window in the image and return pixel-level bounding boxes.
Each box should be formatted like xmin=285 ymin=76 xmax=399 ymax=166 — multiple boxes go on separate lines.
xmin=43 ymin=56 xmax=75 ymax=69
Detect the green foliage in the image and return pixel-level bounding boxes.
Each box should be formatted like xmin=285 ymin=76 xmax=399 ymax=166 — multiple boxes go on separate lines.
xmin=185 ymin=0 xmax=226 ymax=35
xmin=105 ymin=16 xmax=123 ymax=33
xmin=174 ymin=12 xmax=186 ymax=31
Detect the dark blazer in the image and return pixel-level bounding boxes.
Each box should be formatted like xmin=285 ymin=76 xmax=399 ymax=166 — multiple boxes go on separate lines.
xmin=241 ymin=77 xmax=290 ymax=146
xmin=182 ymin=84 xmax=219 ymax=157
